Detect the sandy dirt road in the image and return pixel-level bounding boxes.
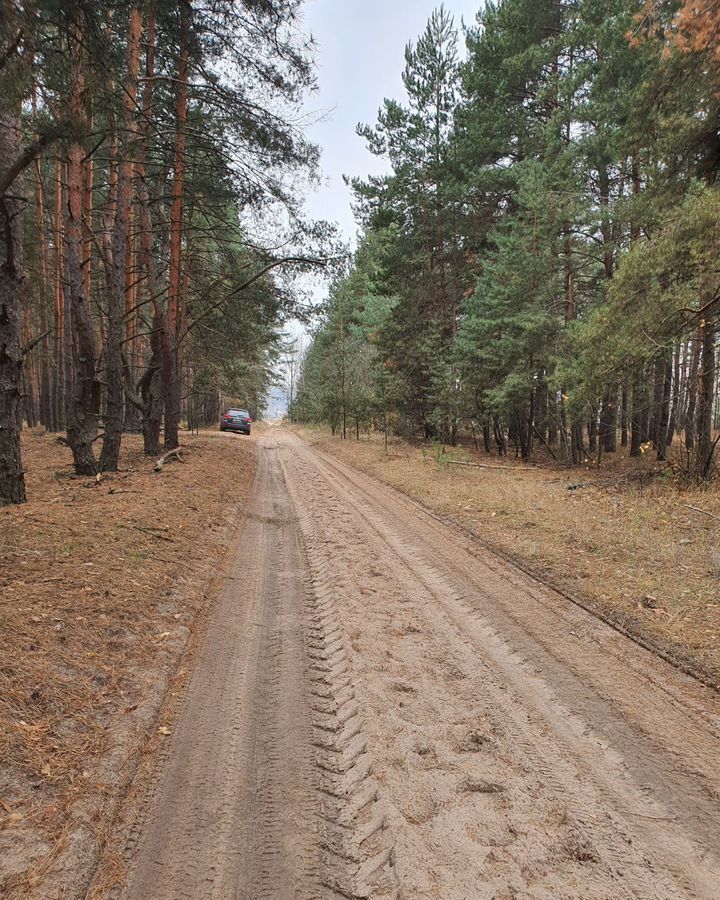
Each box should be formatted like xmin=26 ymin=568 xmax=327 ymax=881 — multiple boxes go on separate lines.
xmin=121 ymin=428 xmax=720 ymax=899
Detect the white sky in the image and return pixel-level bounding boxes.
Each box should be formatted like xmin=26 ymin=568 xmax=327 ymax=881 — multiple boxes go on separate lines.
xmin=299 ymin=0 xmax=484 ymax=246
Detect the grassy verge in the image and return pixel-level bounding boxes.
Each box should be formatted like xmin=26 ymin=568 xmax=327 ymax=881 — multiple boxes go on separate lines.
xmin=296 ymin=425 xmax=720 ymax=687
xmin=0 ymin=430 xmax=256 ymax=897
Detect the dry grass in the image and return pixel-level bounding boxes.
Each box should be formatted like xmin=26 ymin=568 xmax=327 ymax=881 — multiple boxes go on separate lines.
xmin=297 ymin=426 xmax=720 ymax=686
xmin=0 ymin=429 xmax=256 ymax=897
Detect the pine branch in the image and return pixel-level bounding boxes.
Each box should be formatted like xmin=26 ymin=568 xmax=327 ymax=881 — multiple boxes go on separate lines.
xmin=0 ymin=120 xmax=75 ymax=197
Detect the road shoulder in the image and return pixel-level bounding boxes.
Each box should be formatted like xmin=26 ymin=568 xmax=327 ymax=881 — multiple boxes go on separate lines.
xmin=294 ymin=426 xmax=720 ymax=688
xmin=0 ymin=431 xmax=256 ymax=898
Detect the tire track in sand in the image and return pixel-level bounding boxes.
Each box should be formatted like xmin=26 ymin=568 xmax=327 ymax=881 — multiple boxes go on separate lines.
xmin=279 ymin=428 xmax=720 ymax=900
xmin=121 ymin=436 xmax=397 ymax=900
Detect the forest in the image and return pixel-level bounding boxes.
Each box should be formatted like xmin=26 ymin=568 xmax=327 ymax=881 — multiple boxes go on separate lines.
xmin=293 ymin=0 xmax=720 ymax=483
xmin=0 ymin=0 xmax=327 ymax=505
xmin=4 ymin=3 xmax=720 ymax=896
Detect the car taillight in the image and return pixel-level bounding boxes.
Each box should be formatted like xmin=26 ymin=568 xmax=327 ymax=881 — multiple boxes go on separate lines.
xmin=247 ymin=418 xmax=253 ymax=423
xmin=223 ymin=414 xmax=231 ymax=420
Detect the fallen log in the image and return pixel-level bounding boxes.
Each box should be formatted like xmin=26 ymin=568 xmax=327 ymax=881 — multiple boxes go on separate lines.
xmin=682 ymin=503 xmax=720 ymax=524
xmin=154 ymin=448 xmax=184 ymax=472
xmin=440 ymin=459 xmax=537 ymax=472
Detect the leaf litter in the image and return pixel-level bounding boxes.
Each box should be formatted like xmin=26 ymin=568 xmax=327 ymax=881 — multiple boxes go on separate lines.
xmin=0 ymin=430 xmax=256 ymax=897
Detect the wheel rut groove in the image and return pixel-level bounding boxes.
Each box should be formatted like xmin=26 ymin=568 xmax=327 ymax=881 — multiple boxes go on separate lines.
xmin=278 ymin=429 xmax=720 ymax=899
xmin=120 ymin=436 xmax=398 ymax=900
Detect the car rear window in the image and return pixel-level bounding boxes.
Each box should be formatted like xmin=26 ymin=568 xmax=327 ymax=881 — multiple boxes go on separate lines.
xmin=228 ymin=409 xmax=249 ymax=416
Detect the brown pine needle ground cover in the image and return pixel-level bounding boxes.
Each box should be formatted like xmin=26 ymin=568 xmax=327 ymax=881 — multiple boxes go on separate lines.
xmin=296 ymin=426 xmax=720 ymax=686
xmin=0 ymin=429 xmax=256 ymax=898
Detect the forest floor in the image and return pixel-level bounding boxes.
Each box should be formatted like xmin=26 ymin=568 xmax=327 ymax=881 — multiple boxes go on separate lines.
xmin=0 ymin=428 xmax=257 ymax=898
xmin=295 ymin=426 xmax=720 ymax=687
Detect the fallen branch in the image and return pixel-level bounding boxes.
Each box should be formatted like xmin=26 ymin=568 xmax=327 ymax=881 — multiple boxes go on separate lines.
xmin=440 ymin=459 xmax=537 ymax=472
xmin=119 ymin=523 xmax=175 ymax=542
xmin=682 ymin=504 xmax=720 ymax=524
xmin=154 ymin=448 xmax=184 ymax=471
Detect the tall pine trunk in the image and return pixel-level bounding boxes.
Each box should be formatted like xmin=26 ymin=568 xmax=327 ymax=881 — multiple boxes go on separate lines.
xmin=142 ymin=322 xmax=163 ymax=455
xmin=0 ymin=98 xmax=27 ymax=504
xmin=164 ymin=0 xmax=190 ymax=451
xmin=600 ymin=390 xmax=617 ymax=453
xmin=52 ymin=160 xmax=65 ymax=431
xmin=630 ymin=364 xmax=644 ymax=457
xmin=64 ymin=21 xmax=100 ymax=475
xmin=656 ymin=353 xmax=672 ymax=462
xmin=620 ymin=382 xmax=628 ymax=447
xmin=32 ymin=151 xmax=53 ymax=431
xmin=135 ymin=8 xmax=168 ymax=455
xmin=694 ymin=313 xmax=716 ymax=480
xmin=101 ymin=7 xmax=142 ymax=470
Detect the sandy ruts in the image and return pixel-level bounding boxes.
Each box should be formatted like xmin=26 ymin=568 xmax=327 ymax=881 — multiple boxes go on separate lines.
xmin=119 ymin=429 xmax=720 ymax=899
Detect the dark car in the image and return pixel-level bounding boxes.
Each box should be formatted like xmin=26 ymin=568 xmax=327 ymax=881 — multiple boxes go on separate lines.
xmin=220 ymin=408 xmax=253 ymax=435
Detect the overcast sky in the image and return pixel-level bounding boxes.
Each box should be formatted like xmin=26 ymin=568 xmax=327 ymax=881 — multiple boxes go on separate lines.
xmin=299 ymin=0 xmax=484 ymax=246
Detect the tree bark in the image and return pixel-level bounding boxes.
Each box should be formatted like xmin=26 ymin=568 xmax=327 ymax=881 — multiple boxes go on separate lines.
xmin=587 ymin=406 xmax=597 ymax=454
xmin=630 ymin=365 xmax=643 ymax=457
xmin=0 ymin=98 xmax=27 ymax=504
xmin=656 ymin=352 xmax=673 ymax=461
xmin=134 ymin=8 xmax=171 ymax=456
xmin=685 ymin=336 xmax=700 ymax=451
xmin=52 ymin=159 xmax=65 ymax=431
xmin=100 ymin=6 xmax=142 ymax=471
xmin=666 ymin=341 xmax=681 ymax=448
xmin=600 ymin=389 xmax=617 ymax=453
xmin=694 ymin=313 xmax=716 ymax=479
xmin=142 ymin=322 xmax=163 ymax=455
xmin=64 ymin=20 xmax=100 ymax=475
xmin=164 ymin=0 xmax=190 ymax=451
xmin=32 ymin=147 xmax=53 ymax=431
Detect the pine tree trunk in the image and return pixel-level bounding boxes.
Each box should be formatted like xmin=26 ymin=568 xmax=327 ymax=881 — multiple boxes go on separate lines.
xmin=123 ymin=216 xmax=142 ymax=433
xmin=656 ymin=353 xmax=672 ymax=461
xmin=0 ymin=99 xmax=27 ymax=504
xmin=52 ymin=160 xmax=65 ymax=431
xmin=630 ymin=410 xmax=641 ymax=456
xmin=482 ymin=421 xmax=491 ymax=454
xmin=64 ymin=21 xmax=99 ymax=475
xmin=587 ymin=407 xmax=597 ymax=454
xmin=101 ymin=7 xmax=142 ymax=471
xmin=571 ymin=422 xmax=584 ymax=465
xmin=30 ymin=86 xmax=53 ymax=431
xmin=164 ymin=0 xmax=190 ymax=451
xmin=534 ymin=377 xmax=547 ymax=445
xmin=493 ymin=415 xmax=506 ymax=456
xmin=142 ymin=322 xmax=163 ymax=455
xmin=122 ymin=13 xmax=141 ymax=435
xmin=22 ymin=305 xmax=36 ymax=427
xmin=34 ymin=153 xmax=54 ymax=431
xmin=600 ymin=389 xmax=617 ymax=453
xmin=685 ymin=337 xmax=699 ymax=452
xmin=563 ymin=222 xmax=583 ymax=465
xmin=694 ymin=314 xmax=716 ymax=480
xmin=135 ymin=9 xmax=171 ymax=456
xmin=666 ymin=341 xmax=681 ymax=448
xmin=547 ymin=391 xmax=558 ymax=445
